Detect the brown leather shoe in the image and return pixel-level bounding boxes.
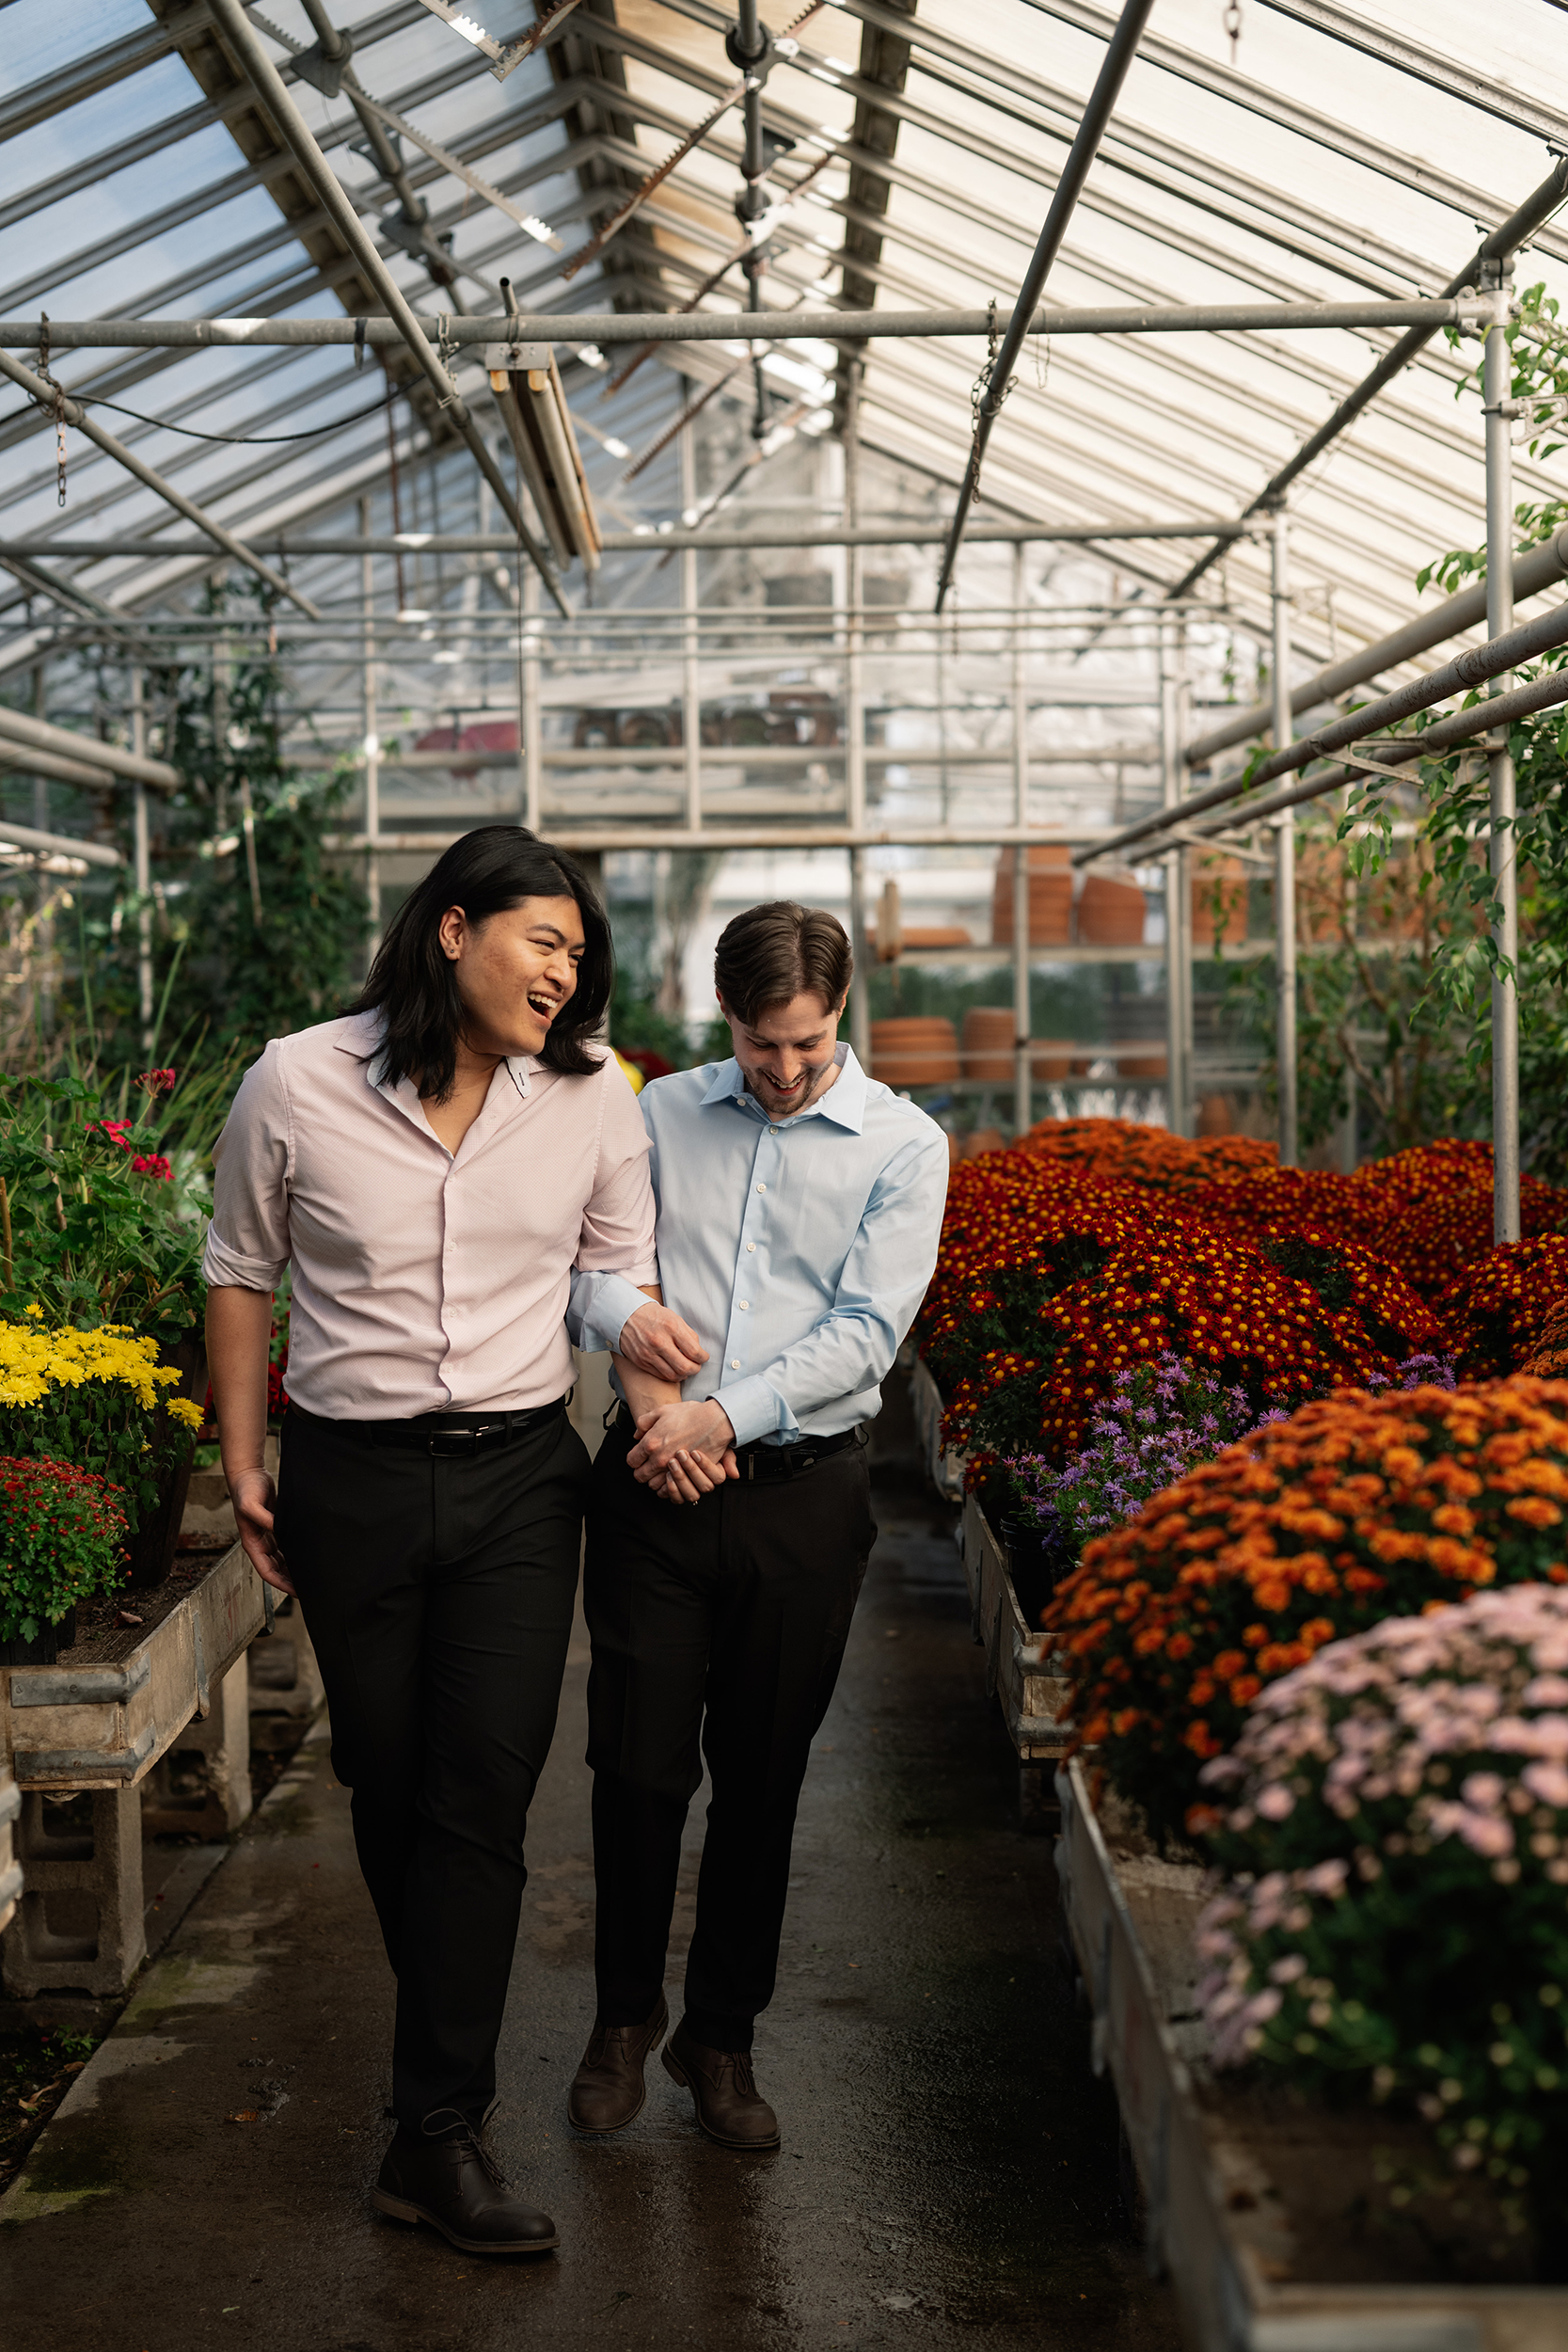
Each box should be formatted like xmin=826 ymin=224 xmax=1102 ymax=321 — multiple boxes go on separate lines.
xmin=661 ymin=2020 xmax=780 ymax=2151
xmin=371 ymin=2111 xmax=558 ymax=2254
xmin=567 ymin=1993 xmax=669 ymax=2133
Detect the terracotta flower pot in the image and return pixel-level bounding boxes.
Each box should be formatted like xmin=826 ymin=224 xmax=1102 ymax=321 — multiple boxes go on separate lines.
xmin=870 ymin=1016 xmax=959 ymax=1088
xmin=990 ymin=847 xmax=1072 ymax=946
xmin=1077 ymin=872 xmax=1146 ymax=946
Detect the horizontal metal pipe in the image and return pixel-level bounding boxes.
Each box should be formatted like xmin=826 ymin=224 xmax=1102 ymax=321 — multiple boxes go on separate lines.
xmin=1076 ymin=593 xmax=1568 ymax=863
xmin=358 ymin=743 xmax=1161 ymax=771
xmin=1185 ymin=523 xmax=1568 ymax=766
xmin=0 ymin=739 xmax=119 ymax=790
xmin=0 ymin=703 xmax=178 ymax=790
xmin=0 ymin=519 xmax=1256 ymax=557
xmin=1182 ymin=664 xmax=1568 ymax=840
xmin=326 ymin=825 xmax=1115 ymax=853
xmin=0 ymin=297 xmax=1493 ymax=350
xmin=0 ymin=818 xmax=123 ymax=869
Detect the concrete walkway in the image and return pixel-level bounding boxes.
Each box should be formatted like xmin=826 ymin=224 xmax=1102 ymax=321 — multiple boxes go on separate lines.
xmin=0 ymin=1475 xmax=1178 ymax=2351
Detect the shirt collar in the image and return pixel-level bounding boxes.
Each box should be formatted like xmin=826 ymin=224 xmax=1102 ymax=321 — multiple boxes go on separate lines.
xmin=700 ymin=1042 xmax=866 ymax=1135
xmin=335 ymin=1011 xmax=537 ymax=1101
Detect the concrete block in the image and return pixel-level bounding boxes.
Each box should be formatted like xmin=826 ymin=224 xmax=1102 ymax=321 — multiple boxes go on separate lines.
xmin=0 ymin=1764 xmax=18 ymax=1934
xmin=139 ymin=1656 xmax=253 ymax=1840
xmin=0 ymin=1786 xmax=147 ymax=1998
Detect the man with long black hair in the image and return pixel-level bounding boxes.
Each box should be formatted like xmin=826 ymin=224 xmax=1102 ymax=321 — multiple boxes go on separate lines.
xmin=204 ymin=827 xmax=711 ymax=2256
xmin=568 ymin=901 xmax=949 ymax=2150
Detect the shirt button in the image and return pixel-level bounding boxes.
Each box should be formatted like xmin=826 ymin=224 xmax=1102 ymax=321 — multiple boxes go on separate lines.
xmin=746 ymin=1242 xmax=755 ymax=1253
xmin=756 ymin=1182 xmax=766 ymax=1193
xmin=739 ymin=1300 xmax=749 ymax=1311
xmin=769 ymin=1125 xmax=778 ymax=1135
xmin=730 ymin=1358 xmax=740 ymax=1369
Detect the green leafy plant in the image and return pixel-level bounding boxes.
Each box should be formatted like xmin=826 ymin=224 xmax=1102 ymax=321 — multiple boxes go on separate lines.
xmin=0 ymin=1454 xmax=129 ymax=1643
xmin=0 ymin=1071 xmax=206 ymax=1352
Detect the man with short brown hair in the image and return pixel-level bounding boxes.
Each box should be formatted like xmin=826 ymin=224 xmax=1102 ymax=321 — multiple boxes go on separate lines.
xmin=565 ymin=899 xmax=949 ymax=2149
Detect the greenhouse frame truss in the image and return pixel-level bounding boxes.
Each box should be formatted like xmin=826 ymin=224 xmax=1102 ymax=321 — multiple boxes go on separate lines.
xmin=2 ymin=0 xmax=1567 ymax=1225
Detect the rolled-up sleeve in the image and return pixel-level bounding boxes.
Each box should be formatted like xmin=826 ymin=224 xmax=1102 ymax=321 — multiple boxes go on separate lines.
xmin=201 ymin=1041 xmax=292 ymax=1292
xmin=565 ymin=1057 xmax=659 ymax=1353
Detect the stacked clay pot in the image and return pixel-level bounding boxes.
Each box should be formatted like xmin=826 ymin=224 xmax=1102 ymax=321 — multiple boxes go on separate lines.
xmin=960 ymin=1009 xmax=1073 ymax=1083
xmin=990 ymin=846 xmax=1072 ymax=946
xmin=870 ymin=1016 xmax=959 ymax=1089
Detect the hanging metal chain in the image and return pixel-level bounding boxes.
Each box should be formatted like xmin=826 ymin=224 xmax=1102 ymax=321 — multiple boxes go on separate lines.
xmin=1223 ymin=1 xmax=1243 ymax=67
xmin=36 ymin=312 xmax=68 ymax=507
xmin=969 ymin=297 xmax=1019 ymax=501
xmin=435 ymin=312 xmax=460 ymax=406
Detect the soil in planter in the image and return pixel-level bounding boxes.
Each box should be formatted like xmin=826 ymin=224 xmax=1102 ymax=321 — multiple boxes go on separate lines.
xmin=52 ymin=1556 xmax=219 ymax=1669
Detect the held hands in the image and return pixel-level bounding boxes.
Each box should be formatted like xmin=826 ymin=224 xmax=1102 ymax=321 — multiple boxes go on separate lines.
xmin=629 ymin=1399 xmax=739 ymax=1505
xmin=228 ymin=1466 xmax=297 ymax=1597
xmin=618 ymin=1301 xmax=709 ymax=1382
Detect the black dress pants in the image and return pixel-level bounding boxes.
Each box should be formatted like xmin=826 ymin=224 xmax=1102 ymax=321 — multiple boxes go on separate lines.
xmin=275 ymin=1404 xmax=589 ymax=2126
xmin=584 ymin=1418 xmax=877 ymax=2053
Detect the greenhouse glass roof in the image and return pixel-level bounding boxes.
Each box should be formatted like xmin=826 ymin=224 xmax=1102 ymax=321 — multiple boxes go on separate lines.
xmin=0 ymin=0 xmax=1566 ymax=687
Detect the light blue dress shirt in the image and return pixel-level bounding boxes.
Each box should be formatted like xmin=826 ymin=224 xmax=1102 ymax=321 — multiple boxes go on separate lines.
xmin=576 ymin=1043 xmax=950 ymax=1448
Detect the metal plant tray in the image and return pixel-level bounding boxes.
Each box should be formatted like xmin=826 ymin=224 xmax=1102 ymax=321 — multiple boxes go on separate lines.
xmin=1055 ymin=1758 xmax=1568 ymax=2351
xmin=1 ymin=1544 xmax=265 ymax=1791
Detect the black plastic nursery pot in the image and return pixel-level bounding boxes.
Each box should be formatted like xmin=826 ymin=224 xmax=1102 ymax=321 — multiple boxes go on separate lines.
xmin=0 ymin=1602 xmax=77 ymax=1667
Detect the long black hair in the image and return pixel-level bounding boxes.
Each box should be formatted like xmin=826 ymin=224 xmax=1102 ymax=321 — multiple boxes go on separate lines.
xmin=348 ymin=826 xmax=613 ymax=1100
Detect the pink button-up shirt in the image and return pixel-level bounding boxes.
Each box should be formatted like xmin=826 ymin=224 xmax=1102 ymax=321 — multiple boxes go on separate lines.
xmin=202 ymin=1011 xmax=657 ymax=1420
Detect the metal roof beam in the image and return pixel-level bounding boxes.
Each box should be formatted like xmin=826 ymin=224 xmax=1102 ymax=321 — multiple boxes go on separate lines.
xmin=1017 ymin=0 xmax=1568 ymax=266
xmin=1165 ymin=157 xmax=1568 ymax=597
xmin=0 ymin=346 xmax=322 ymax=621
xmin=1253 ymin=0 xmax=1568 ymax=145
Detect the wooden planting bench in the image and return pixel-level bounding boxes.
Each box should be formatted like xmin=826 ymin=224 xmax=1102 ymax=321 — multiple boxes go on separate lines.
xmin=1057 ymin=1759 xmax=1568 ymax=2349
xmin=0 ymin=1543 xmax=267 ymax=1997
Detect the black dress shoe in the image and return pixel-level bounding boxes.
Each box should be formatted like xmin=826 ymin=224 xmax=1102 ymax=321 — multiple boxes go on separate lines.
xmin=661 ymin=2022 xmax=780 ymax=2151
xmin=371 ymin=2110 xmax=558 ymax=2255
xmin=568 ymin=1992 xmax=669 ymax=2133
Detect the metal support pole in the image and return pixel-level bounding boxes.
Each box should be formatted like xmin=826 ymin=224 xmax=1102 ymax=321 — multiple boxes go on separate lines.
xmin=30 ymin=661 xmax=52 ymax=1035
xmin=1484 ymin=263 xmax=1521 ymax=1243
xmin=1271 ymin=507 xmax=1298 ymax=1168
xmin=359 ymin=499 xmax=381 ymax=941
xmin=679 ymin=399 xmax=702 ymax=834
xmin=1160 ymin=618 xmax=1191 ymax=1138
xmin=130 ymin=669 xmax=152 ymax=1054
xmin=522 ymin=558 xmax=543 ymax=836
xmin=1012 ymin=545 xmax=1032 ymax=1137
xmin=844 ymin=359 xmax=870 ymax=1071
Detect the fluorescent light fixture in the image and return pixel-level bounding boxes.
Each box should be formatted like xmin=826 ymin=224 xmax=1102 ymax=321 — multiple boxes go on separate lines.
xmin=603 ymin=437 xmax=630 ymax=459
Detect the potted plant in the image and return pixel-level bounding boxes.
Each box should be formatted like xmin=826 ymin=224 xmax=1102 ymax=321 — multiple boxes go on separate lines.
xmin=0 ymin=1454 xmax=129 ymax=1665
xmin=0 ymin=1312 xmax=203 ymax=1596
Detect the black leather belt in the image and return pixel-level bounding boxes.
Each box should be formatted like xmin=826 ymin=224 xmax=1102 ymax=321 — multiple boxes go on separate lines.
xmin=737 ymin=1427 xmax=861 ymax=1482
xmin=291 ymin=1399 xmax=567 ymax=1456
